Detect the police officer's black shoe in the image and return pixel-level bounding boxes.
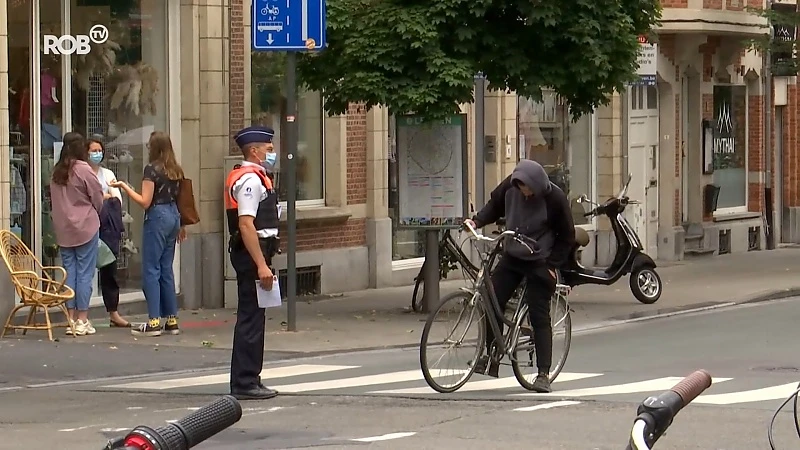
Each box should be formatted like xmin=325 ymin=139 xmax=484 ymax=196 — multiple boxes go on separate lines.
xmin=231 ymin=386 xmax=279 ymax=400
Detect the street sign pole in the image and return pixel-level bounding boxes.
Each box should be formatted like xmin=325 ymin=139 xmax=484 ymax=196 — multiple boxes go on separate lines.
xmin=285 ymin=53 xmax=298 ymax=331
xmin=252 ymin=0 xmax=326 ymax=332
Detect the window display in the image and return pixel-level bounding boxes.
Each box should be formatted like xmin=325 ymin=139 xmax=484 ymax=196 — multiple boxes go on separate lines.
xmin=518 ymin=92 xmax=595 ymax=225
xmin=250 ymin=52 xmax=324 ymax=202
xmin=711 ymin=85 xmax=747 ymax=210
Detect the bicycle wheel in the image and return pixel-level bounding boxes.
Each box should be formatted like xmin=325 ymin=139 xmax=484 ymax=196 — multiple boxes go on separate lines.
xmin=420 ymin=290 xmax=486 ymax=393
xmin=511 ymin=288 xmax=572 ymax=390
xmin=411 ymin=273 xmax=424 ymax=312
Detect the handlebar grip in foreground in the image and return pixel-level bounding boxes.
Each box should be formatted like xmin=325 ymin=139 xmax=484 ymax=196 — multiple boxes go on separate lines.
xmin=627 ymin=370 xmax=713 ymax=449
xmin=670 ymin=369 xmax=713 ymax=406
xmin=108 ymin=395 xmax=243 ymax=450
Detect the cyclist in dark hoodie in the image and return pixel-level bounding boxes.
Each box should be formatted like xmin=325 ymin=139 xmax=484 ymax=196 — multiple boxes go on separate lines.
xmin=465 ymin=159 xmax=575 ymax=393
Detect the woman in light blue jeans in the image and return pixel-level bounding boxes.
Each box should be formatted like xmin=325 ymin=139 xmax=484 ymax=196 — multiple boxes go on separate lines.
xmin=49 ymin=132 xmax=104 ymax=336
xmin=111 ymin=131 xmax=187 ymax=337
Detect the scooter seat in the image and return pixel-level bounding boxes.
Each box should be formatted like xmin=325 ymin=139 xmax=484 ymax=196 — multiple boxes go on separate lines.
xmin=575 ymin=227 xmax=590 ymax=247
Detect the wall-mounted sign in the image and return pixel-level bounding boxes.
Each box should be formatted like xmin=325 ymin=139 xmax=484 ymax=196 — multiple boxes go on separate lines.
xmin=771 ymin=2 xmax=799 ymax=76
xmin=632 ymin=35 xmax=657 ymax=86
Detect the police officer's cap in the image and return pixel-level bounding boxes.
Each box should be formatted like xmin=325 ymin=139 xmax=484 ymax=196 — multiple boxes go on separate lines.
xmin=234 ymin=126 xmax=274 ymax=148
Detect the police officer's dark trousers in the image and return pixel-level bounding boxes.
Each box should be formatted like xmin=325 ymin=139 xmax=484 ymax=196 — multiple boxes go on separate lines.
xmin=229 ymin=239 xmax=275 ymax=391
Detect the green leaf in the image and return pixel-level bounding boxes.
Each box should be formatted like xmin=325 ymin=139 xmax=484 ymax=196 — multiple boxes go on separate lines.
xmin=295 ymin=0 xmax=662 ymax=121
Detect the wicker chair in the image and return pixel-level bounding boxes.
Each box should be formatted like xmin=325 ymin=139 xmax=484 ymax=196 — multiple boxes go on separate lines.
xmin=0 ymin=230 xmax=76 ymax=340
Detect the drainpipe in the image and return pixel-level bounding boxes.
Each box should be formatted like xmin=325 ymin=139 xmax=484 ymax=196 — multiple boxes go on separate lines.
xmin=764 ymin=0 xmax=775 ymax=249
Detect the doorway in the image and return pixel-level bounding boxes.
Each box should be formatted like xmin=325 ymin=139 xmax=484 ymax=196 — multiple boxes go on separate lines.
xmin=626 ymin=84 xmax=660 ymax=258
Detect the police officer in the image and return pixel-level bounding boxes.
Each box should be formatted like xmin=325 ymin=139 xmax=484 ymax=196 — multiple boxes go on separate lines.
xmin=226 ymin=126 xmax=281 ymax=400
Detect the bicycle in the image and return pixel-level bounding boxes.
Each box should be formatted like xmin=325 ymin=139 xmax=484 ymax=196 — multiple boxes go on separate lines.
xmin=419 ymin=221 xmax=572 ymax=393
xmin=626 ymin=368 xmax=800 ymax=449
xmin=411 ymin=229 xmax=479 ymax=313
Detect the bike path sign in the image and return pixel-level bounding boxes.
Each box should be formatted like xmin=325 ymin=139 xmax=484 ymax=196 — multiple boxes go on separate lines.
xmin=252 ymin=0 xmax=326 ymax=51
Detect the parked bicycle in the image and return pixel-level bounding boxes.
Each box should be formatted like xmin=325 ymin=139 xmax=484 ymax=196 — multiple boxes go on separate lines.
xmin=419 ymin=221 xmax=572 ymax=393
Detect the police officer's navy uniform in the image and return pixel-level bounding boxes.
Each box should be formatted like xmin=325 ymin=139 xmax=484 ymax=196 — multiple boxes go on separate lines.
xmin=226 ymin=126 xmax=281 ymax=399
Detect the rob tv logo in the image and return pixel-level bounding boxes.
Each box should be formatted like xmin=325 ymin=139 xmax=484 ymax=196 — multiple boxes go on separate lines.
xmin=43 ymin=25 xmax=108 ymax=55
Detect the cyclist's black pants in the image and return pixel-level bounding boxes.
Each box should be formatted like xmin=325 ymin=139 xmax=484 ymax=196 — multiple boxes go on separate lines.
xmin=484 ymin=254 xmax=557 ymax=373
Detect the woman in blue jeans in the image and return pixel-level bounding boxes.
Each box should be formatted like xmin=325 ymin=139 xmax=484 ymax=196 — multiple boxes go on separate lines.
xmin=49 ymin=132 xmax=104 ymax=336
xmin=110 ymin=131 xmax=187 ymax=337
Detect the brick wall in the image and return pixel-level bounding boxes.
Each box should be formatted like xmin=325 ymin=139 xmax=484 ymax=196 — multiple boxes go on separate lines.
xmin=346 ymin=103 xmax=368 ymax=204
xmin=277 ymin=218 xmax=367 ymax=252
xmin=703 ymin=0 xmax=723 ymax=9
xmin=229 ymin=0 xmax=245 ymax=154
xmin=784 ymin=85 xmax=800 ymax=208
xmin=747 ymin=94 xmax=764 ymax=212
xmin=663 ymin=0 xmax=689 ymax=7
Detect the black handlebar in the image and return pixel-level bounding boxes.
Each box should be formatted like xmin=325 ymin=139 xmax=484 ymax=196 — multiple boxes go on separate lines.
xmin=103 ymin=395 xmax=243 ymax=450
xmin=626 ymin=370 xmax=713 ymax=449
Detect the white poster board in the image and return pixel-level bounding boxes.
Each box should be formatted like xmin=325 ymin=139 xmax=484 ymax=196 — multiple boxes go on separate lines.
xmin=395 ymin=114 xmax=468 ymax=229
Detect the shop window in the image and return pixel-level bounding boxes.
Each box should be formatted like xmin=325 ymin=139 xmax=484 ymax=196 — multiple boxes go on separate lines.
xmin=518 ymin=92 xmax=595 ymax=225
xmin=711 ymin=85 xmax=747 ymax=210
xmin=250 ymin=52 xmax=324 ymax=202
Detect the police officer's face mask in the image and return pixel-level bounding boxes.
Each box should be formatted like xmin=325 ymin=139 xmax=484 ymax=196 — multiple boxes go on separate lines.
xmin=258 ymin=146 xmax=277 ymax=171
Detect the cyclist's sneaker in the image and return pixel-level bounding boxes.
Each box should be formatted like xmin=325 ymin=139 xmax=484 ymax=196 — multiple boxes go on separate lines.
xmin=473 ymin=356 xmax=500 ymax=378
xmin=132 ymin=318 xmax=162 ymax=337
xmin=532 ymin=374 xmax=552 ymax=393
xmin=164 ymin=316 xmax=180 ymax=335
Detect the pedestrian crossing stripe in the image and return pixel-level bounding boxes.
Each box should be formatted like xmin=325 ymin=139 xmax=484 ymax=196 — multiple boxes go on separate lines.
xmin=103 ymin=363 xmax=800 ymax=405
xmin=105 ymin=364 xmax=359 ymax=390
xmin=368 ymin=372 xmax=603 ymax=395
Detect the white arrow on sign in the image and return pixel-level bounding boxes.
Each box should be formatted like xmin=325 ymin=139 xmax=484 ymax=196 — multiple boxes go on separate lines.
xmin=266 ymin=33 xmax=274 ymax=44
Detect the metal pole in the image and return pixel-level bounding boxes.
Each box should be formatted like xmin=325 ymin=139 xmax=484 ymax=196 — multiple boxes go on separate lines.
xmin=474 ymin=74 xmax=486 ymax=209
xmin=422 ymin=230 xmax=440 ymax=313
xmin=764 ymin=6 xmax=775 ymax=250
xmin=286 ymin=53 xmax=298 ymax=330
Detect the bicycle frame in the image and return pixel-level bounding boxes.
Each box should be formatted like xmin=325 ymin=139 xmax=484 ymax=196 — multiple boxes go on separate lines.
xmin=461 ymin=228 xmax=533 ymax=359
xmin=461 ymin=223 xmax=571 ymax=362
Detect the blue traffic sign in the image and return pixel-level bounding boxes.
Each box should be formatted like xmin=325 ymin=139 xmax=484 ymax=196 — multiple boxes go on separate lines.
xmin=252 ymin=0 xmax=326 ymax=52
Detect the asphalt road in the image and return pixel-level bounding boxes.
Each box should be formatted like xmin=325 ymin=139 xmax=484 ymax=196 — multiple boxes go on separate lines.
xmin=4 ymin=297 xmax=800 ymax=449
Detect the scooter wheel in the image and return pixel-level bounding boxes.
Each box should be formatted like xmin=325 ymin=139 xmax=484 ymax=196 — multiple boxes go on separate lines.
xmin=630 ymin=267 xmax=662 ymax=304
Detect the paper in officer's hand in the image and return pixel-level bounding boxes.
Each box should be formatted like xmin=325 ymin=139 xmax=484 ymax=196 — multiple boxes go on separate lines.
xmin=256 ymin=276 xmax=281 ymax=308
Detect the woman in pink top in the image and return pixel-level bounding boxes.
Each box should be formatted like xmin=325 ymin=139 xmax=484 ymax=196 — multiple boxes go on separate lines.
xmin=50 ymin=132 xmax=104 ymax=336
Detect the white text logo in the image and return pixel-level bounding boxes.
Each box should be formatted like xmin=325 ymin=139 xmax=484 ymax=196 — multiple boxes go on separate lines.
xmin=43 ymin=25 xmax=109 ymax=55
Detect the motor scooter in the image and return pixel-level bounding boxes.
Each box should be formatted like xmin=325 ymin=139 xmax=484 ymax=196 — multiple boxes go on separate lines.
xmin=561 ymin=174 xmax=663 ymax=304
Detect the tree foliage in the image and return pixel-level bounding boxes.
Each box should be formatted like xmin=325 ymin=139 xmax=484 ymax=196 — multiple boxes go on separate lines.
xmin=745 ymin=4 xmax=800 ymax=76
xmin=297 ymin=0 xmax=661 ymax=121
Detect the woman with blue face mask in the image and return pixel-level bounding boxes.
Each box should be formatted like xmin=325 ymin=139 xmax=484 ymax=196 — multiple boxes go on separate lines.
xmin=87 ymin=139 xmax=130 ymax=328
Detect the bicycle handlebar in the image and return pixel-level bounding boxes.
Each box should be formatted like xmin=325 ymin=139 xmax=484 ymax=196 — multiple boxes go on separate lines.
xmin=103 ymin=395 xmax=243 ymax=450
xmin=463 ymin=221 xmax=540 ymax=255
xmin=627 ymin=370 xmax=713 ymax=450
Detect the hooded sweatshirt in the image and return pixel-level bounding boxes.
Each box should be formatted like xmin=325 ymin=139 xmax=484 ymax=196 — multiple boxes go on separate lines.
xmin=472 ymin=160 xmax=576 ymax=266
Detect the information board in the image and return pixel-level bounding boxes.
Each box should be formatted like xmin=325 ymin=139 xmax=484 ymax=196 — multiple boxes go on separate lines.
xmin=395 ymin=113 xmax=468 ymax=229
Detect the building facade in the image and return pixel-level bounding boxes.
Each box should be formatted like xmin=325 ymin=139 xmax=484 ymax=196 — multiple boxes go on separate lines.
xmin=2 ymin=0 xmax=798 ymax=324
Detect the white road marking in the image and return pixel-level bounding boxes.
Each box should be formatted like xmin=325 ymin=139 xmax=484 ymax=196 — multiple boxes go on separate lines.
xmin=243 ymin=406 xmax=284 ymax=417
xmin=270 ymin=370 xmax=441 ymax=393
xmin=513 ymin=400 xmax=582 ymax=412
xmin=695 ymin=382 xmax=800 ymax=405
xmin=101 ymin=428 xmax=130 ymax=433
xmin=106 ymin=364 xmax=358 ymax=390
xmin=350 ymin=432 xmax=417 ymax=442
xmin=511 ymin=377 xmax=732 ymax=398
xmin=369 ymin=372 xmax=603 ymax=395
xmin=59 ymin=424 xmax=103 ymax=432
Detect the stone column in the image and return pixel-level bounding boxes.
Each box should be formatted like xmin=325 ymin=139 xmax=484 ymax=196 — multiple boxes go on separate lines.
xmin=179 ymin=0 xmax=230 ymax=309
xmin=0 ymin=0 xmax=13 ymax=323
xmin=365 ymin=106 xmax=391 ymax=287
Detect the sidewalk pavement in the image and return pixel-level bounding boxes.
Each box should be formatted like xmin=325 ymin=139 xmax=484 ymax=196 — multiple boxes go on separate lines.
xmin=12 ymin=248 xmax=800 ymax=354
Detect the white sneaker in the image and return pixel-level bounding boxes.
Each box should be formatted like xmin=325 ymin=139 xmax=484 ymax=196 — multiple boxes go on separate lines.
xmin=73 ymin=319 xmax=96 ymax=336
xmin=65 ymin=319 xmax=76 ymax=335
